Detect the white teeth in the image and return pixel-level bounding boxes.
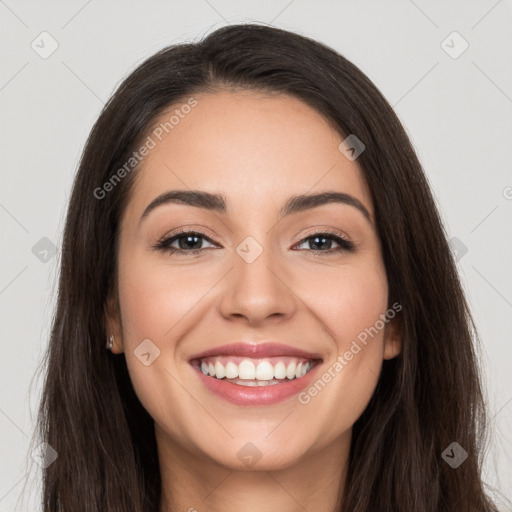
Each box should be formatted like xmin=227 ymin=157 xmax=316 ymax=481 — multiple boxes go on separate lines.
xmin=274 ymin=361 xmax=287 ymax=379
xmin=198 ymin=357 xmax=316 ymax=382
xmin=257 ymin=379 xmax=281 ymax=386
xmin=286 ymin=362 xmax=296 ymax=380
xmin=225 ymin=378 xmax=282 ymax=387
xmin=225 ymin=361 xmax=238 ymax=379
xmin=255 ymin=360 xmax=274 ymax=380
xmin=238 ymin=360 xmax=256 ymax=380
xmin=214 ymin=361 xmax=225 ymax=379
xmin=237 ymin=379 xmax=258 ymax=387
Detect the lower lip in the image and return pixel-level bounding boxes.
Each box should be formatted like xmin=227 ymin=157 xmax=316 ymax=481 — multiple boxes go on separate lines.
xmin=191 ymin=362 xmax=322 ymax=406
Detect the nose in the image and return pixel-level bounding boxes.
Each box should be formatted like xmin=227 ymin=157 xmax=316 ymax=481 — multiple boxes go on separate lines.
xmin=217 ymin=242 xmax=298 ymax=327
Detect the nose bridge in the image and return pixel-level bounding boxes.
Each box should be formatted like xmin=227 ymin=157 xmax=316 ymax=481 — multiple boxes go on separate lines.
xmin=218 ymin=233 xmax=296 ymax=323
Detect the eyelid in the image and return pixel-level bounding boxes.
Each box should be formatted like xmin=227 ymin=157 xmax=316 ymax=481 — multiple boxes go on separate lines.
xmin=155 ymin=226 xmax=219 ymax=244
xmin=295 ymin=227 xmax=352 ymax=244
xmin=291 ymin=228 xmax=355 ymax=253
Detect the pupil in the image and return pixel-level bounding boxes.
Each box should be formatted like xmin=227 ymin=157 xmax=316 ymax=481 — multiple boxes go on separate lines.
xmin=311 ymin=236 xmax=330 ymax=250
xmin=180 ymin=235 xmax=201 ymax=250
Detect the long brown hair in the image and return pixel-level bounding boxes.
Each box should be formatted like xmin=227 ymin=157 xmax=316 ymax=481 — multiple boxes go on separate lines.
xmin=31 ymin=23 xmax=500 ymax=511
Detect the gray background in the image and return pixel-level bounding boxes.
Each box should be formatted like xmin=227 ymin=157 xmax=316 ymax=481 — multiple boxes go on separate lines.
xmin=1 ymin=0 xmax=511 ymax=509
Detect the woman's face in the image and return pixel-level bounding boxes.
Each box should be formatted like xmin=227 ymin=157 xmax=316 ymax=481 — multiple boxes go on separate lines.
xmin=107 ymin=90 xmax=401 ymax=471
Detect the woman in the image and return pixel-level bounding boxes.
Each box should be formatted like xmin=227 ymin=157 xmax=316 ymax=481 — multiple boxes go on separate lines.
xmin=33 ymin=23 xmax=500 ymax=511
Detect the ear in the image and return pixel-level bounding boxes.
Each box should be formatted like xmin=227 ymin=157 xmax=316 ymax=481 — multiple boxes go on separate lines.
xmin=104 ymin=290 xmax=124 ymax=354
xmin=383 ymin=313 xmax=403 ymax=360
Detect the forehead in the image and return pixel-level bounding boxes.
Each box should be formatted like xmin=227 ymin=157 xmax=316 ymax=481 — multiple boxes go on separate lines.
xmin=123 ymin=90 xmax=373 ymax=223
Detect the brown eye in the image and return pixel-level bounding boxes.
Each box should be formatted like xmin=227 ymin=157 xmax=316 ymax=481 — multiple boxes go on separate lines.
xmin=294 ymin=232 xmax=355 ymax=253
xmin=153 ymin=231 xmax=217 ymax=255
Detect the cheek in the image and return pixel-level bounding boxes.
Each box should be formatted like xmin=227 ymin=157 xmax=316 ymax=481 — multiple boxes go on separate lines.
xmin=118 ymin=254 xmax=215 ymax=345
xmin=295 ymin=262 xmax=389 ymax=432
xmin=115 ymin=255 xmax=228 ymax=427
xmin=116 ymin=259 xmax=205 ymax=436
xmin=303 ymin=260 xmax=388 ymax=354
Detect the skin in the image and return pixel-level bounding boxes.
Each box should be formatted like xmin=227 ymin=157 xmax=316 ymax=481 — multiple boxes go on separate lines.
xmin=105 ymin=90 xmax=402 ymax=512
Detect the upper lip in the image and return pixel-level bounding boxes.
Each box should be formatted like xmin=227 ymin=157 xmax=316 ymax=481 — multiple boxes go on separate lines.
xmin=189 ymin=342 xmax=322 ymax=361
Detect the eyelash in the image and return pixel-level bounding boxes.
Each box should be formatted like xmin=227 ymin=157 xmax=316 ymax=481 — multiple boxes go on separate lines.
xmin=152 ymin=229 xmax=355 ymax=256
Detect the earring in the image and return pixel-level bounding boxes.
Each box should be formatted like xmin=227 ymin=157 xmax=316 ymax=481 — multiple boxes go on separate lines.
xmin=106 ymin=334 xmax=114 ymax=352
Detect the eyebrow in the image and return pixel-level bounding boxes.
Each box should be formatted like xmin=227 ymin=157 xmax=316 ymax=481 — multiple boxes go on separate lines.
xmin=139 ymin=190 xmax=372 ymax=225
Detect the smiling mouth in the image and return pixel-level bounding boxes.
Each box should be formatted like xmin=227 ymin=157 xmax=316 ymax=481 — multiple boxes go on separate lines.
xmin=190 ymin=356 xmax=321 ymax=387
